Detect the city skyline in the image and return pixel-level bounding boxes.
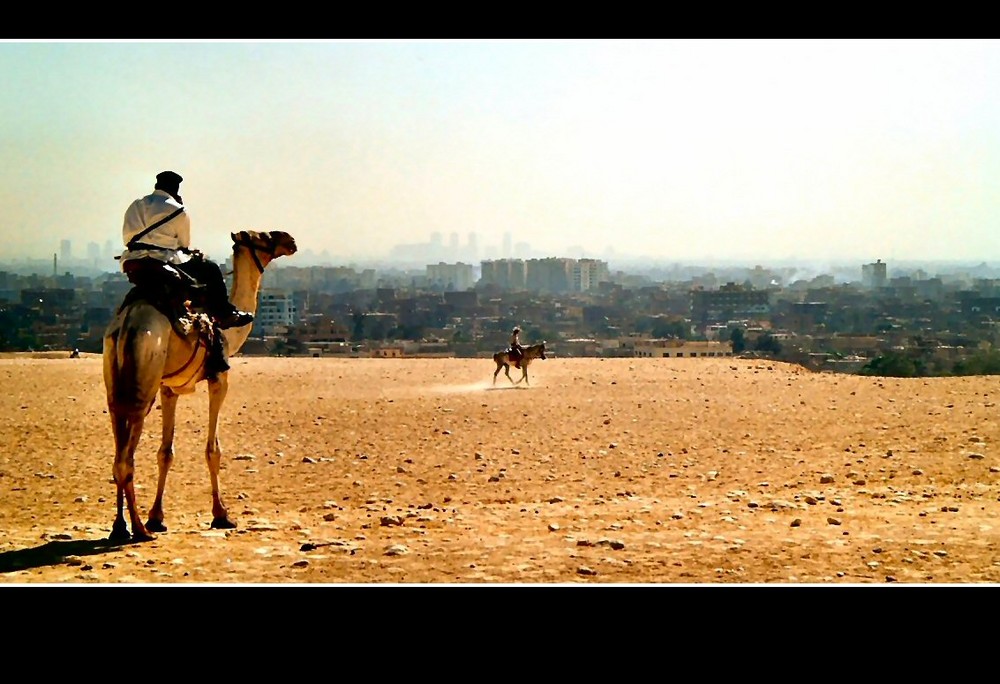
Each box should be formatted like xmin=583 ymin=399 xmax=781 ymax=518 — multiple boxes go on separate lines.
xmin=3 ymin=39 xmax=1000 ymax=267
xmin=30 ymin=229 xmax=604 ymax=269
xmin=11 ymin=231 xmax=1000 ymax=290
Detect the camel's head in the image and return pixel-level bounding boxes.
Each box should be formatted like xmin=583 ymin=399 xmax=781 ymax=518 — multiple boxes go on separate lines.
xmin=539 ymin=342 xmax=547 ymax=360
xmin=231 ymin=230 xmax=298 ymax=271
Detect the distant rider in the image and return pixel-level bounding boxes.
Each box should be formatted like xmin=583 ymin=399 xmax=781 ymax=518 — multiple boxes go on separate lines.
xmin=509 ymin=326 xmax=524 ymax=367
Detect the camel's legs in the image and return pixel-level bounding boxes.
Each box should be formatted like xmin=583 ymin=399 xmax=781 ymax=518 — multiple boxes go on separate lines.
xmin=206 ymin=373 xmax=236 ymax=529
xmin=493 ymin=362 xmax=502 ymax=385
xmin=109 ymin=411 xmax=155 ymax=542
xmin=146 ymin=386 xmax=179 ymax=532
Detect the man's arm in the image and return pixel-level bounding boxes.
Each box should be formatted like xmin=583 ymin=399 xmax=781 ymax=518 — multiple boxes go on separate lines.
xmin=175 ymin=212 xmax=192 ymax=250
xmin=122 ymin=200 xmax=142 ymax=244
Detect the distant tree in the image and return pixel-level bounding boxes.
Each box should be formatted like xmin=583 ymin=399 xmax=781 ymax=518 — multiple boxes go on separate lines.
xmin=633 ymin=316 xmax=654 ymax=334
xmin=859 ymin=351 xmax=921 ymax=377
xmin=0 ymin=307 xmax=40 ymax=352
xmin=651 ymin=318 xmax=689 ymax=339
xmin=350 ymin=310 xmax=365 ymax=341
xmin=730 ymin=327 xmax=746 ymax=354
xmin=927 ymin=356 xmax=953 ymax=377
xmin=525 ymin=325 xmax=558 ymax=344
xmin=952 ymin=349 xmax=1000 ymax=376
xmin=754 ymin=333 xmax=782 ymax=354
xmin=498 ymin=317 xmax=519 ymax=334
xmin=391 ymin=323 xmax=425 ymax=341
xmin=270 ymin=339 xmax=292 ymax=357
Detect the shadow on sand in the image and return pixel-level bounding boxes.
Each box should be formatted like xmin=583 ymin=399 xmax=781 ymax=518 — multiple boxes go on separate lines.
xmin=0 ymin=537 xmax=133 ymax=575
xmin=485 ymin=385 xmax=530 ymax=391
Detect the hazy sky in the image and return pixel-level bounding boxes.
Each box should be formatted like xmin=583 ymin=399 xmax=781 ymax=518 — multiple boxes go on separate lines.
xmin=2 ymin=39 xmax=999 ymax=267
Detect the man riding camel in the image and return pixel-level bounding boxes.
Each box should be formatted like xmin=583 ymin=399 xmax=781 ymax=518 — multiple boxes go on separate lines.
xmin=118 ymin=170 xmax=255 ymax=379
xmin=119 ymin=170 xmax=254 ymax=331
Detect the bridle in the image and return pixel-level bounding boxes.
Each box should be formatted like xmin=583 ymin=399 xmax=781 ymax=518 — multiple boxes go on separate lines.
xmin=231 ymin=232 xmax=280 ymax=274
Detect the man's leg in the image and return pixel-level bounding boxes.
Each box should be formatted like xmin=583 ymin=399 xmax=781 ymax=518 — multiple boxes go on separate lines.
xmin=177 ymin=256 xmax=253 ymax=329
xmin=206 ymin=329 xmax=231 ymax=379
xmin=122 ymin=258 xmax=187 ymax=316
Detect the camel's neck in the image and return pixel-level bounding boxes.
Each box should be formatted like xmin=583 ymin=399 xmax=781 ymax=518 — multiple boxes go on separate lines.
xmin=222 ymin=251 xmax=265 ymax=353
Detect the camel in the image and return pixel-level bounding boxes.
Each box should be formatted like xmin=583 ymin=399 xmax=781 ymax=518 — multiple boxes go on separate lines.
xmin=102 ymin=230 xmax=297 ymax=542
xmin=493 ymin=341 xmax=547 ymax=386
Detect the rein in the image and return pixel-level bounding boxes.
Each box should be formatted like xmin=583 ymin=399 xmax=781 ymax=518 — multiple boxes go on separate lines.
xmin=164 ymin=231 xmax=277 ymax=382
xmin=162 ymin=336 xmax=203 ymax=380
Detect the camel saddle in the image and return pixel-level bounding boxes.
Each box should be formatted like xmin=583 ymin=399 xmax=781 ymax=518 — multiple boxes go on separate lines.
xmin=118 ymin=261 xmax=207 ymax=334
xmin=115 ymin=260 xmax=231 ymax=378
xmin=116 ymin=261 xmax=226 ymax=368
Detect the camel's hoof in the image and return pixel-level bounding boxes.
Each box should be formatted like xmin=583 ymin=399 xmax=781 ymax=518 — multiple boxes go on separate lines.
xmin=132 ymin=531 xmax=156 ymax=543
xmin=108 ymin=527 xmax=130 ymax=543
xmin=146 ymin=519 xmax=167 ymax=533
xmin=211 ymin=516 xmax=237 ymax=530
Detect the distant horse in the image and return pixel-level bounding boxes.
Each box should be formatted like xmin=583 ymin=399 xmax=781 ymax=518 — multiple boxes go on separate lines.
xmin=493 ymin=341 xmax=547 ymax=386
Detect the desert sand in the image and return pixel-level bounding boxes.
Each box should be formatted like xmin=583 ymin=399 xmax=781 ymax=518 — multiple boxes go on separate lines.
xmin=1 ymin=352 xmax=998 ymax=585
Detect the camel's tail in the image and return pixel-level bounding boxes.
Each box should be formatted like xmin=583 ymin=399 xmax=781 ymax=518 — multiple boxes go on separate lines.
xmin=112 ymin=326 xmax=142 ymax=408
xmin=105 ymin=306 xmax=167 ymax=413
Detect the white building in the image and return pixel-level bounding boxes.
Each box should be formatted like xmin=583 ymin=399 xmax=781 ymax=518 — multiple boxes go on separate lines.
xmin=252 ymin=290 xmax=297 ymax=336
xmin=573 ymin=258 xmax=610 ymax=292
xmin=426 ymin=262 xmax=475 ymax=291
xmin=632 ymin=339 xmax=733 ymax=358
xmin=862 ymin=259 xmax=888 ymax=289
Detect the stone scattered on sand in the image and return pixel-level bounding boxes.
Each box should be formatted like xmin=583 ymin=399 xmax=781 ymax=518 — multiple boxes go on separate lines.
xmin=4 ymin=355 xmax=997 ymax=584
